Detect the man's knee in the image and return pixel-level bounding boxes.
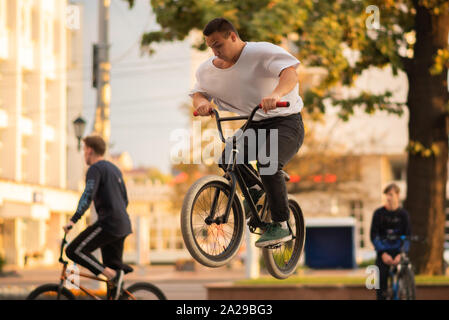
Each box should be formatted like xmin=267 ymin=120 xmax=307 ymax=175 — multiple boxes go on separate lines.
xmin=65 ymin=242 xmax=76 ymax=261
xmin=259 ymin=165 xmax=282 ymax=179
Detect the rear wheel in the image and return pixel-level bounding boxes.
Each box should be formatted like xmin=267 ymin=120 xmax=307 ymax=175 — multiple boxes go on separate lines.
xmin=26 ymin=284 xmax=75 ymax=300
xmin=262 ymin=198 xmax=306 ymax=279
xmin=121 ymin=282 xmax=166 ymax=300
xmin=181 ymin=175 xmax=245 ymax=268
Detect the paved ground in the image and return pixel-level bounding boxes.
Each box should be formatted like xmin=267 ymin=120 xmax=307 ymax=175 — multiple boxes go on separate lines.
xmin=0 ymin=264 xmax=248 ymax=300
xmin=0 ymin=263 xmax=369 ymax=300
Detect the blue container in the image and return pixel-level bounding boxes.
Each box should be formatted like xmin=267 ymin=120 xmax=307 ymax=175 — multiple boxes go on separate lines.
xmin=304 ymin=218 xmax=357 ymax=269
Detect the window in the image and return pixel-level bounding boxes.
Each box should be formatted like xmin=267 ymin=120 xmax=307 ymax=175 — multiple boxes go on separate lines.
xmin=350 ymin=200 xmax=365 ymax=248
xmin=390 ymin=158 xmax=407 ymax=181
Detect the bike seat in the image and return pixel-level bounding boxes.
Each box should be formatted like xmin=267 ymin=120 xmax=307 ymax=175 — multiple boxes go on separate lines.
xmin=122 ymin=264 xmax=134 ymax=274
xmin=281 ymin=170 xmax=290 ymax=182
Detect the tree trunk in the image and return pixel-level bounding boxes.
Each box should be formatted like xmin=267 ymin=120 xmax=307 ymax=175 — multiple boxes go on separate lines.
xmin=405 ymin=4 xmax=449 ymax=275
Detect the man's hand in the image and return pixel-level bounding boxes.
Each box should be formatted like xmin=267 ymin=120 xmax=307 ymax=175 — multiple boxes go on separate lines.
xmin=260 ymin=93 xmax=281 ymax=114
xmin=381 ymin=252 xmax=394 ymax=265
xmin=392 ymin=254 xmax=401 ymax=266
xmin=63 ymin=221 xmax=75 ymax=234
xmin=195 ymin=101 xmax=214 ymax=117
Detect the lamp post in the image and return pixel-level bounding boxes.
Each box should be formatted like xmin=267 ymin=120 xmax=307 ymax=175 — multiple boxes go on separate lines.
xmin=73 ymin=116 xmax=86 ymax=151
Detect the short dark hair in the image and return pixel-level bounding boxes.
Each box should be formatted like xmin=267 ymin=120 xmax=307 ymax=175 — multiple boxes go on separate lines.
xmin=383 ymin=183 xmax=400 ymax=195
xmin=83 ymin=135 xmax=106 ymax=156
xmin=203 ymin=18 xmax=239 ymax=38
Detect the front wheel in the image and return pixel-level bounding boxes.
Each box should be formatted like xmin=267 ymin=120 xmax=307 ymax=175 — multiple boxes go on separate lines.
xmin=181 ymin=175 xmax=245 ymax=268
xmin=121 ymin=282 xmax=167 ymax=300
xmin=262 ymin=198 xmax=306 ymax=279
xmin=398 ymin=266 xmax=416 ymax=300
xmin=26 ymin=284 xmax=76 ymax=300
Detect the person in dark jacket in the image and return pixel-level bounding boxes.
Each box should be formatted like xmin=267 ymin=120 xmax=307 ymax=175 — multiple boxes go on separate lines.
xmin=63 ymin=135 xmax=132 ymax=299
xmin=370 ymin=183 xmax=411 ymax=300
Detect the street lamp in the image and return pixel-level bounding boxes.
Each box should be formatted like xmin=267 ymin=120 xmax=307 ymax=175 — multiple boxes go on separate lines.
xmin=73 ymin=116 xmax=86 ymax=151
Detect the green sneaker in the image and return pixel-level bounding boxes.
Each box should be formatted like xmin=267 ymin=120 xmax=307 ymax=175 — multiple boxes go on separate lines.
xmin=243 ymin=188 xmax=264 ymax=218
xmin=255 ymin=223 xmax=292 ymax=248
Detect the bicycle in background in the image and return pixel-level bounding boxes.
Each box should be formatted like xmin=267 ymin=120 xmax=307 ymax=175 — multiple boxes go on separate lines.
xmin=385 ymin=235 xmax=419 ymax=300
xmin=26 ymin=233 xmax=166 ymax=300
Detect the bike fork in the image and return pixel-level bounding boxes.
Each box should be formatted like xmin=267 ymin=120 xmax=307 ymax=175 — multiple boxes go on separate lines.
xmin=207 ymin=172 xmax=237 ymax=224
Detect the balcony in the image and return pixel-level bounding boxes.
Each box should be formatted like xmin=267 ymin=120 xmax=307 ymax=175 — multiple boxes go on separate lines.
xmin=19 ymin=40 xmax=34 ymax=71
xmin=43 ymin=124 xmax=55 ymax=142
xmin=20 ymin=116 xmax=33 ymax=136
xmin=43 ymin=52 xmax=56 ymax=80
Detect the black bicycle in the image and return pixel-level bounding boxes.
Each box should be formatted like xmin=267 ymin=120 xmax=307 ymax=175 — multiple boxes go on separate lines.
xmin=385 ymin=235 xmax=418 ymax=300
xmin=26 ymin=233 xmax=166 ymax=300
xmin=181 ymin=103 xmax=306 ymax=279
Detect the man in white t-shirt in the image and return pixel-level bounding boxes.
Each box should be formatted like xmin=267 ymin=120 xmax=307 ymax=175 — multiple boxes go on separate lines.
xmin=191 ymin=18 xmax=305 ymax=248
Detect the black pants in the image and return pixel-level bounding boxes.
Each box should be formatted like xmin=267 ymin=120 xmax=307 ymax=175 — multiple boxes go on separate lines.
xmin=375 ymin=252 xmax=399 ymax=300
xmin=66 ymin=222 xmax=127 ymax=276
xmin=219 ymin=113 xmax=304 ymax=222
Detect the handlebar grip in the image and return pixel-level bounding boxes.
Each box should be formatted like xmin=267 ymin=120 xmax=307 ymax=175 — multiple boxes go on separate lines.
xmin=193 ymin=109 xmax=213 ymax=117
xmin=258 ymin=101 xmax=290 ymax=108
xmin=276 ymin=101 xmax=290 ymax=108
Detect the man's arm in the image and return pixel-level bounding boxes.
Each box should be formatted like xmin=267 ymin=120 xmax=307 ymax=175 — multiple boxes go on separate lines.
xmin=370 ymin=210 xmax=395 ymax=265
xmin=70 ymin=167 xmax=101 ymax=224
xmin=121 ymin=179 xmax=129 ymax=208
xmin=370 ymin=210 xmax=389 ymax=252
xmin=260 ymin=66 xmax=298 ymax=113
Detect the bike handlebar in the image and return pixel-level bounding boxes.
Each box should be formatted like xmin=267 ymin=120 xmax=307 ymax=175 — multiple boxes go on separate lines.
xmin=385 ymin=234 xmax=421 ymax=242
xmin=59 ymin=233 xmax=68 ymax=264
xmin=193 ymin=101 xmax=290 ymax=117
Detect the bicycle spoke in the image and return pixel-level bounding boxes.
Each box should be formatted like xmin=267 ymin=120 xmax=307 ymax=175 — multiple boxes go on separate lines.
xmin=190 ymin=184 xmax=240 ymax=258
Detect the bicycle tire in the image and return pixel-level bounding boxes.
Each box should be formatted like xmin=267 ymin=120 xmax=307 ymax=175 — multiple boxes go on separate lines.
xmin=181 ymin=175 xmax=245 ymax=268
xmin=262 ymin=198 xmax=306 ymax=279
xmin=121 ymin=282 xmax=167 ymax=300
xmin=398 ymin=266 xmax=416 ymax=300
xmin=26 ymin=284 xmax=76 ymax=300
xmin=386 ymin=272 xmax=395 ymax=300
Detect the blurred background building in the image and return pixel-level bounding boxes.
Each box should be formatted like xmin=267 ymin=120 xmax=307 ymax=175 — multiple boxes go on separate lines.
xmin=0 ymin=0 xmax=85 ymax=268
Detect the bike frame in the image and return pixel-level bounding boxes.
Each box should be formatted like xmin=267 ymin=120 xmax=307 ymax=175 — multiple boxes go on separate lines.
xmin=386 ymin=235 xmax=415 ymax=300
xmin=56 ymin=233 xmax=136 ymax=300
xmin=205 ymin=105 xmax=287 ymax=232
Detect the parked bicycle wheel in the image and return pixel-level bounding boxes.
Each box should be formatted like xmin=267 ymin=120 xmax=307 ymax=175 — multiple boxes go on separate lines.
xmin=120 ymin=282 xmax=167 ymax=300
xmin=262 ymin=198 xmax=306 ymax=279
xmin=181 ymin=175 xmax=245 ymax=268
xmin=398 ymin=266 xmax=416 ymax=300
xmin=26 ymin=284 xmax=76 ymax=300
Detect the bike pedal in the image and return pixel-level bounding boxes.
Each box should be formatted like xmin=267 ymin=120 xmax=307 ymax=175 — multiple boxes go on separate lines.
xmin=248 ymin=225 xmax=263 ymax=235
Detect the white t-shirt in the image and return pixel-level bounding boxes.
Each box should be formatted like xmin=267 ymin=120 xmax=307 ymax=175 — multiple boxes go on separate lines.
xmin=190 ymin=42 xmax=303 ymax=121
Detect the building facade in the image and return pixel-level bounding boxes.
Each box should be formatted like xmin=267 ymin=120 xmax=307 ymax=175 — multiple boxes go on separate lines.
xmin=0 ymin=0 xmax=85 ymax=268
xmin=110 ymin=153 xmax=190 ymax=265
